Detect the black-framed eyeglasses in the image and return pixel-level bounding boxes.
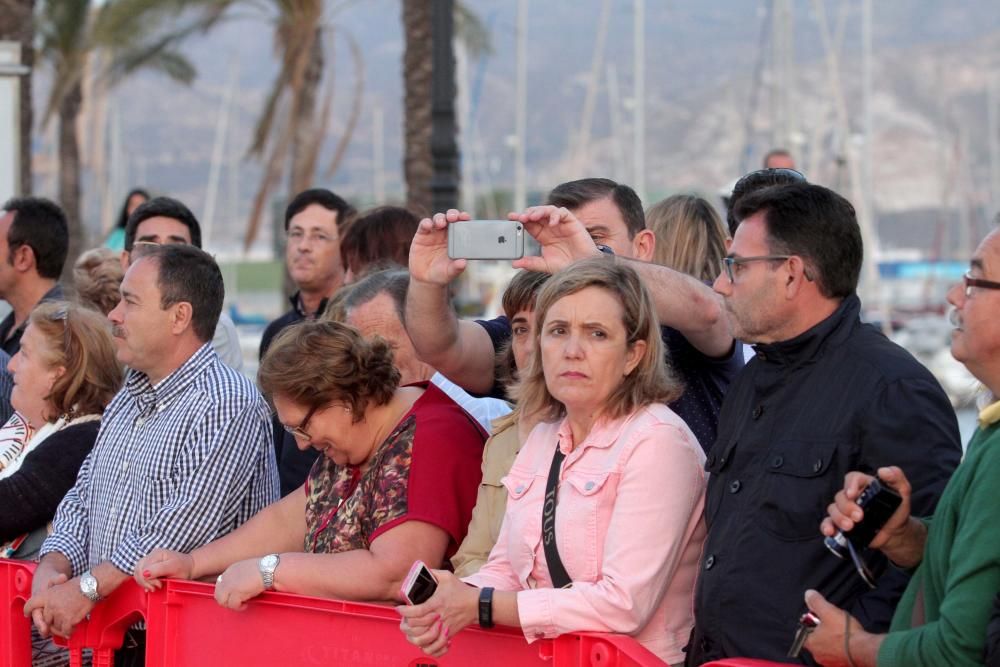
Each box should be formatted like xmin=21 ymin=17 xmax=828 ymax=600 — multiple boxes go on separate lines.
xmin=283 ymin=403 xmax=323 ymax=442
xmin=963 ymin=272 xmax=1000 ymax=298
xmin=720 ymin=255 xmax=792 ymax=283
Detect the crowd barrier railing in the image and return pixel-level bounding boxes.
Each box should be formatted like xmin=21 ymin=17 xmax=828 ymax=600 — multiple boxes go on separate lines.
xmin=2 ymin=558 xmax=666 ymax=667
xmin=700 ymin=660 xmax=793 ymax=666
xmin=0 ymin=559 xmax=35 ymax=667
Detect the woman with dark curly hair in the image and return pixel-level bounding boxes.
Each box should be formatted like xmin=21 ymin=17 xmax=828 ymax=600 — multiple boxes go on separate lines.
xmin=134 ymin=320 xmax=486 ymax=607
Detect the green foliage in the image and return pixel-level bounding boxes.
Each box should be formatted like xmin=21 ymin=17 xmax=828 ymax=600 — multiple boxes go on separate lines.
xmin=35 ymin=0 xmax=221 ymax=126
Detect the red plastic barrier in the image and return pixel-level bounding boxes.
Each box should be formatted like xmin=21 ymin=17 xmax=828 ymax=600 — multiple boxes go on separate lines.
xmin=144 ymin=579 xmax=666 ymax=666
xmin=700 ymin=660 xmax=793 ymax=666
xmin=56 ymin=573 xmax=147 ymax=667
xmin=0 ymin=559 xmax=35 ymax=667
xmin=2 ymin=557 xmax=666 ymax=667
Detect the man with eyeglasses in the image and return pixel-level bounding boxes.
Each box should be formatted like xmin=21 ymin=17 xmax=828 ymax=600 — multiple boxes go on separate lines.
xmin=258 ymin=188 xmax=355 ymax=496
xmin=801 ymin=228 xmax=1000 ymax=667
xmin=121 ymin=196 xmax=244 ymax=372
xmin=684 ymin=182 xmax=962 ymax=665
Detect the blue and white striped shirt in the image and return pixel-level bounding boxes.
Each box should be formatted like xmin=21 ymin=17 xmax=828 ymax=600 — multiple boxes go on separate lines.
xmin=41 ymin=343 xmax=279 ymax=576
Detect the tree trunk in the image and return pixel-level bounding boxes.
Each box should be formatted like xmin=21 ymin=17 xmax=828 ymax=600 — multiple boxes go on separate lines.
xmin=402 ymin=0 xmax=433 ymax=216
xmin=58 ymin=80 xmax=84 ymax=284
xmin=0 ymin=0 xmax=35 ymax=195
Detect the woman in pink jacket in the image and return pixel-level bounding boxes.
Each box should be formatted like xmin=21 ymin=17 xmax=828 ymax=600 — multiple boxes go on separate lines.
xmin=398 ymin=257 xmax=707 ymax=666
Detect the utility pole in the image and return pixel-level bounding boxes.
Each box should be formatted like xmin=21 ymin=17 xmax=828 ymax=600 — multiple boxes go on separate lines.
xmin=430 ymin=0 xmax=459 ymax=213
xmin=988 ymin=76 xmax=1000 ymax=218
xmin=633 ymin=0 xmax=646 ymax=201
xmin=513 ymin=0 xmax=527 ymax=211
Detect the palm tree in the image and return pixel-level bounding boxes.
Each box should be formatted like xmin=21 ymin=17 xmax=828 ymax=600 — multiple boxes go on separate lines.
xmin=237 ymin=0 xmax=366 ymax=251
xmin=0 ymin=0 xmax=35 ymax=196
xmin=37 ymin=0 xmax=213 ymax=279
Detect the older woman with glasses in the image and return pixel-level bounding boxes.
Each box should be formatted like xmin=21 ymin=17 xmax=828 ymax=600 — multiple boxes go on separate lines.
xmin=0 ymin=302 xmax=124 ymax=559
xmin=135 ymin=320 xmax=486 ymax=607
xmin=398 ymin=258 xmax=708 ymax=666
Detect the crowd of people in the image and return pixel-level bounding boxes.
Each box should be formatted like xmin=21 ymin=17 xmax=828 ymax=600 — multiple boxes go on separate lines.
xmin=0 ymin=149 xmax=998 ymax=667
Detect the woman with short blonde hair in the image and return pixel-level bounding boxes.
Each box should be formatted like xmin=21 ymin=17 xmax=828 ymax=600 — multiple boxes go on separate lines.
xmin=400 ymin=257 xmax=706 ymax=666
xmin=511 ymin=258 xmax=683 ymax=422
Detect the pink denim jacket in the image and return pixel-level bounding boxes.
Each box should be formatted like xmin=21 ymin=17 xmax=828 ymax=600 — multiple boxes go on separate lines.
xmin=463 ymin=403 xmax=707 ymax=665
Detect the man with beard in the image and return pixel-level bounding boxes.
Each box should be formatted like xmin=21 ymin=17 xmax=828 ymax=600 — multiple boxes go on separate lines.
xmin=25 ymin=245 xmax=277 ymax=664
xmin=685 ymin=182 xmax=962 ymax=664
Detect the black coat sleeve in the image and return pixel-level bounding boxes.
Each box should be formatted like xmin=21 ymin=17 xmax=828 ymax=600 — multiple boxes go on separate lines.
xmin=849 ymin=376 xmax=962 ymax=632
xmin=986 ymin=593 xmax=1000 ymax=667
xmin=0 ymin=420 xmax=99 ymax=543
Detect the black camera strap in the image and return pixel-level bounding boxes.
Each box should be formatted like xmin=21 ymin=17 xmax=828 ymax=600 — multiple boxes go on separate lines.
xmin=542 ymin=444 xmax=572 ymax=589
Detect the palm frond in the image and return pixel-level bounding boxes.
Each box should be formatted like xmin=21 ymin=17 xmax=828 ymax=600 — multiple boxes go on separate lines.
xmin=454 ymin=1 xmax=492 ymax=58
xmin=325 ymin=27 xmax=364 ymax=178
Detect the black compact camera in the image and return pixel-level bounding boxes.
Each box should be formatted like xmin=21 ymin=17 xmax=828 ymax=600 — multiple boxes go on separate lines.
xmin=824 ymin=477 xmax=902 ymax=559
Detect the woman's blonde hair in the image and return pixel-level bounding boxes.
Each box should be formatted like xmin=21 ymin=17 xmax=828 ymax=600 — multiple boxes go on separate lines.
xmin=29 ymin=301 xmax=124 ymax=420
xmin=647 ymin=194 xmax=728 ymax=282
xmin=509 ymin=257 xmax=682 ymax=424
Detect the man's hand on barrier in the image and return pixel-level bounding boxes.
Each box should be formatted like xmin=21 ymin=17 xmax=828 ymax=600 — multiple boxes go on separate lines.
xmin=25 ymin=565 xmax=68 ymax=638
xmin=396 ymin=569 xmax=478 ymax=658
xmin=135 ymin=549 xmax=194 ymax=591
xmin=24 ymin=577 xmax=95 ymax=639
xmin=213 ymin=558 xmax=264 ymax=611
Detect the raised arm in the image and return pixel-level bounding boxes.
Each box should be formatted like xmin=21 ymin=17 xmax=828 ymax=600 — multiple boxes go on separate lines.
xmin=512 ymin=205 xmax=733 ymax=358
xmin=405 ymin=210 xmax=499 ymax=395
xmin=624 ymin=260 xmax=732 ymax=357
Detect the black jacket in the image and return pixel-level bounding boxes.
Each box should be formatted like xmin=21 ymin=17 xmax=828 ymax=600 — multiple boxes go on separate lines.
xmin=687 ymin=294 xmax=962 ymax=665
xmin=259 ymin=292 xmax=329 ymax=496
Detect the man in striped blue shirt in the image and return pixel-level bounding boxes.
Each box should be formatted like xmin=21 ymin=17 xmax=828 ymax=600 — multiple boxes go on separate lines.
xmin=24 ymin=245 xmax=278 ymax=650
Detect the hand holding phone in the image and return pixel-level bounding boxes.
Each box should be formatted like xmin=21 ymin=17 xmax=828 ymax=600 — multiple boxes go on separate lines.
xmin=448 ymin=220 xmax=526 ymax=260
xmin=401 ymin=560 xmax=439 ymax=605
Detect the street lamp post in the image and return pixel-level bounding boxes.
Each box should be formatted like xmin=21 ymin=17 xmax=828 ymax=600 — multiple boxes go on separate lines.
xmin=429 ymin=0 xmax=459 ymax=214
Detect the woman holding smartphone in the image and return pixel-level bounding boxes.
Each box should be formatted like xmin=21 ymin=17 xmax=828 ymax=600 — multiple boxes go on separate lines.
xmin=135 ymin=321 xmax=485 ymax=607
xmin=398 ymin=258 xmax=708 ymax=666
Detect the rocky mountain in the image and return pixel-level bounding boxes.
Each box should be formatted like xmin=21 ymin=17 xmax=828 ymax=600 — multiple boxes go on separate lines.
xmin=32 ymin=0 xmax=1000 ymax=257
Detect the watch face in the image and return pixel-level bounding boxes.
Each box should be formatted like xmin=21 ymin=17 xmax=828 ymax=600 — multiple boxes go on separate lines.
xmin=261 ymin=554 xmax=279 ymax=570
xmin=81 ymin=574 xmax=98 ymax=595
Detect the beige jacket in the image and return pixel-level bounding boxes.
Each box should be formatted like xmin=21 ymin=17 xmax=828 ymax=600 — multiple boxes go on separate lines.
xmin=451 ymin=415 xmax=522 ymax=577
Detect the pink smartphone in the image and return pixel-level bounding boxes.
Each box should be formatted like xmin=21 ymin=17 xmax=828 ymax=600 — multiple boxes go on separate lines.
xmin=400 ymin=560 xmax=438 ymax=605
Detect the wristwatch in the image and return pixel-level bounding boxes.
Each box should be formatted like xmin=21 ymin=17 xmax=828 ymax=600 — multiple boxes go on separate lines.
xmin=79 ymin=571 xmax=101 ymax=602
xmin=258 ymin=554 xmax=280 ymax=590
xmin=478 ymin=586 xmax=495 ymax=628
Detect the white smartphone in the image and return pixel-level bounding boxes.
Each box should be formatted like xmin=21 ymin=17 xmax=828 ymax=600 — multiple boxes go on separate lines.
xmin=400 ymin=560 xmax=438 ymax=605
xmin=448 ymin=220 xmax=525 ymax=260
